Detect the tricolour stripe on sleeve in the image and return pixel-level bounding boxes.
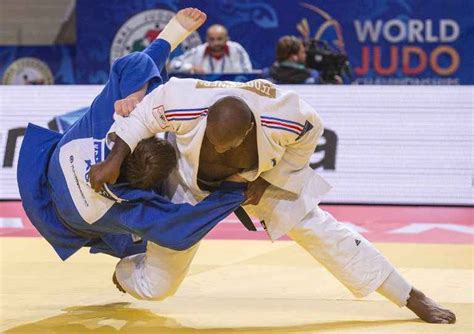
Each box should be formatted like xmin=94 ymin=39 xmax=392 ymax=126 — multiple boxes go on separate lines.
xmin=164 ymin=107 xmax=208 ymax=121
xmin=261 ymin=115 xmax=304 ymax=135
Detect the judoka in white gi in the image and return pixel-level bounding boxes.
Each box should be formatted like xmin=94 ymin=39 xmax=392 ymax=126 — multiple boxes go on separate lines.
xmin=90 ymin=8 xmax=455 ymax=324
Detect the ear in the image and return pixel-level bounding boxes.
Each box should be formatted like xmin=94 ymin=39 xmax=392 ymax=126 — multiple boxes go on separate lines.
xmin=244 ymin=121 xmax=254 ymax=137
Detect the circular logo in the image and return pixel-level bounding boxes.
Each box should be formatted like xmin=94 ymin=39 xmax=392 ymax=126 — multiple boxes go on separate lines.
xmin=110 ymin=9 xmax=202 ymax=64
xmin=2 ymin=57 xmax=54 ymax=85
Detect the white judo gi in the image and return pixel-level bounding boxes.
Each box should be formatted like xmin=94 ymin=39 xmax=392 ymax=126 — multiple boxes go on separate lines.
xmin=110 ymin=78 xmax=395 ymax=301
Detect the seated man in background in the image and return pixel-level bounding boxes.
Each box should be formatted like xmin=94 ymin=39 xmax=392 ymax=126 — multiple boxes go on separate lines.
xmin=168 ymin=24 xmax=253 ymax=74
xmin=268 ymin=35 xmax=320 ymax=84
xmin=17 ymin=8 xmax=245 ymax=262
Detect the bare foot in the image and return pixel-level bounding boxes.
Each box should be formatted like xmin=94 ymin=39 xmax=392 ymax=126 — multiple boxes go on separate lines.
xmin=158 ymin=8 xmax=207 ymax=52
xmin=175 ymin=7 xmax=207 ymax=32
xmin=112 ymin=272 xmax=126 ymax=293
xmin=406 ymin=287 xmax=456 ymax=323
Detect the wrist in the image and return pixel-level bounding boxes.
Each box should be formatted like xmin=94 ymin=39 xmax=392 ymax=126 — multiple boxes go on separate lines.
xmin=107 ymin=136 xmax=131 ymax=165
xmin=257 ymin=177 xmax=270 ymax=187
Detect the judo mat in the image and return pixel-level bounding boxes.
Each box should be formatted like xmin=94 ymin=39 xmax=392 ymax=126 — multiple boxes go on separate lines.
xmin=1 ymin=202 xmax=473 ymax=334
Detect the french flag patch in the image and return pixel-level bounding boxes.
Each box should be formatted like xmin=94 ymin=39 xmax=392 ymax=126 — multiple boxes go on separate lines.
xmin=164 ymin=107 xmax=208 ymax=121
xmin=261 ymin=115 xmax=305 ymax=136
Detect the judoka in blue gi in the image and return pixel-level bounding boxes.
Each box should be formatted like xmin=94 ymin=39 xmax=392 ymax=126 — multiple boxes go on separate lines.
xmin=17 ymin=9 xmax=244 ymax=261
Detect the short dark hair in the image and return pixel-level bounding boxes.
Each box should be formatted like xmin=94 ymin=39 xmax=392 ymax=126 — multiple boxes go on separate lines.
xmin=276 ymin=35 xmax=303 ymax=62
xmin=120 ymin=137 xmax=177 ymax=190
xmin=207 ymin=96 xmax=253 ymax=143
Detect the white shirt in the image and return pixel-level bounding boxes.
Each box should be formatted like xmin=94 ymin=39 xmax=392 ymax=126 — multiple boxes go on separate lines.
xmin=168 ymin=41 xmax=253 ymax=73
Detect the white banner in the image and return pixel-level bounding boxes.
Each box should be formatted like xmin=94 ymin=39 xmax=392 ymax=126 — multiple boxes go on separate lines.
xmin=0 ymin=85 xmax=472 ymax=205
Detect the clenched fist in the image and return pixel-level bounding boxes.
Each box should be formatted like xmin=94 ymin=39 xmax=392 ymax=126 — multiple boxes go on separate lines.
xmin=114 ymin=97 xmax=140 ymax=117
xmin=89 ymin=160 xmax=120 ymax=192
xmin=244 ymin=177 xmax=270 ymax=206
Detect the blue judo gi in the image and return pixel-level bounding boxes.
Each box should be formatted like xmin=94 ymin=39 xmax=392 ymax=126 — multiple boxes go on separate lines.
xmin=17 ymin=40 xmax=246 ymax=261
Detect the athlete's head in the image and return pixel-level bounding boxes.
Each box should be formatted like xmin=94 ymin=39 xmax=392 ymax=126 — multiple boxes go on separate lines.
xmin=120 ymin=137 xmax=177 ymax=190
xmin=205 ymin=96 xmax=254 ymax=153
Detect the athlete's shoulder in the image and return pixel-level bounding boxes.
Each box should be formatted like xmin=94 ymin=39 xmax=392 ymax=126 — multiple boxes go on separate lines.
xmin=167 ymin=76 xmax=198 ymax=85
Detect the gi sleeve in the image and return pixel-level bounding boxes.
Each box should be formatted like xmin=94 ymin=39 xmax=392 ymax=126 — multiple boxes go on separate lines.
xmin=260 ymin=108 xmax=324 ymax=195
xmin=142 ymin=39 xmax=171 ymax=72
xmin=110 ymin=83 xmax=170 ymax=151
xmin=111 ymin=52 xmax=162 ymax=99
xmin=111 ymin=182 xmax=246 ymax=250
xmin=109 ymin=78 xmax=206 ymax=152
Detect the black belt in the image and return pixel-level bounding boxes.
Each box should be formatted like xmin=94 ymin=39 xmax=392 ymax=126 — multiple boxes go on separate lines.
xmin=234 ymin=207 xmax=257 ymax=231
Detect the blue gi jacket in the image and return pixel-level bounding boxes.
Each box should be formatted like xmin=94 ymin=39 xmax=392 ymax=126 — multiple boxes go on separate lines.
xmin=17 ymin=40 xmax=246 ymax=260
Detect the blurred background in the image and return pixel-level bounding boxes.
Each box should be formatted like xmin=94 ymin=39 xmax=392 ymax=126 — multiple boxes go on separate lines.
xmin=0 ymin=0 xmax=472 ymax=85
xmin=0 ymin=0 xmax=473 ymax=206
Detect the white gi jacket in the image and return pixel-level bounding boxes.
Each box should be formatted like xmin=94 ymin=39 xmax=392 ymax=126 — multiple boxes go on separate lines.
xmin=168 ymin=41 xmax=253 ymax=73
xmin=109 ymin=78 xmax=331 ymax=240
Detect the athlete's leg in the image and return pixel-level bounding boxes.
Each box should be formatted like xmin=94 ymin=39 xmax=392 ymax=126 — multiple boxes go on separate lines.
xmin=287 ymin=206 xmax=394 ymax=298
xmin=114 ymin=241 xmax=200 ymax=301
xmin=287 ymin=206 xmax=456 ymax=323
xmin=143 ymin=8 xmax=206 ymax=70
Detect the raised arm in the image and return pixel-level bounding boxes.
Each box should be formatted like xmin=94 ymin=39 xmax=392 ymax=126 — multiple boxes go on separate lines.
xmin=90 ymin=84 xmax=169 ymax=191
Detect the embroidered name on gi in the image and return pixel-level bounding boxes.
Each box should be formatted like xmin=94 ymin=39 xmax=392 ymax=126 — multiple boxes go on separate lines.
xmin=195 ymin=79 xmax=276 ymax=98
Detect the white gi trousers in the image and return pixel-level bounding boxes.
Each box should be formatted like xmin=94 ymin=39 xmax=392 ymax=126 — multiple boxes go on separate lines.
xmin=115 ymin=204 xmax=394 ymax=301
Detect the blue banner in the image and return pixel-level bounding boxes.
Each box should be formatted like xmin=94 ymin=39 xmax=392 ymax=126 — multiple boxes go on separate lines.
xmin=0 ymin=46 xmax=75 ymax=85
xmin=76 ymin=0 xmax=474 ymax=84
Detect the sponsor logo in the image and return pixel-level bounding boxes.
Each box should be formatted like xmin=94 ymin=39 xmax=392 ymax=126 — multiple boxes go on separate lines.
xmin=93 ymin=139 xmax=105 ymax=163
xmin=110 ymin=9 xmax=202 ymax=64
xmin=195 ymin=79 xmax=276 ymax=98
xmin=2 ymin=57 xmax=54 ymax=85
xmin=68 ymin=155 xmax=89 ymax=207
xmin=84 ymin=159 xmax=93 ymax=183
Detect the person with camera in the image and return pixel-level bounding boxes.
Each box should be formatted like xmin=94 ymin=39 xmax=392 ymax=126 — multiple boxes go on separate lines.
xmin=268 ymin=35 xmax=320 ymax=84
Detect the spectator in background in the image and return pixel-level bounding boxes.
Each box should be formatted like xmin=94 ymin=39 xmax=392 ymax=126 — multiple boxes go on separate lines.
xmin=168 ymin=24 xmax=252 ymax=74
xmin=268 ymin=35 xmax=320 ymax=84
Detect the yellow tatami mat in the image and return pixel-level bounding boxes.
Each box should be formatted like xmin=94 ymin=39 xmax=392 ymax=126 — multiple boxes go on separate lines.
xmin=1 ymin=238 xmax=472 ymax=333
